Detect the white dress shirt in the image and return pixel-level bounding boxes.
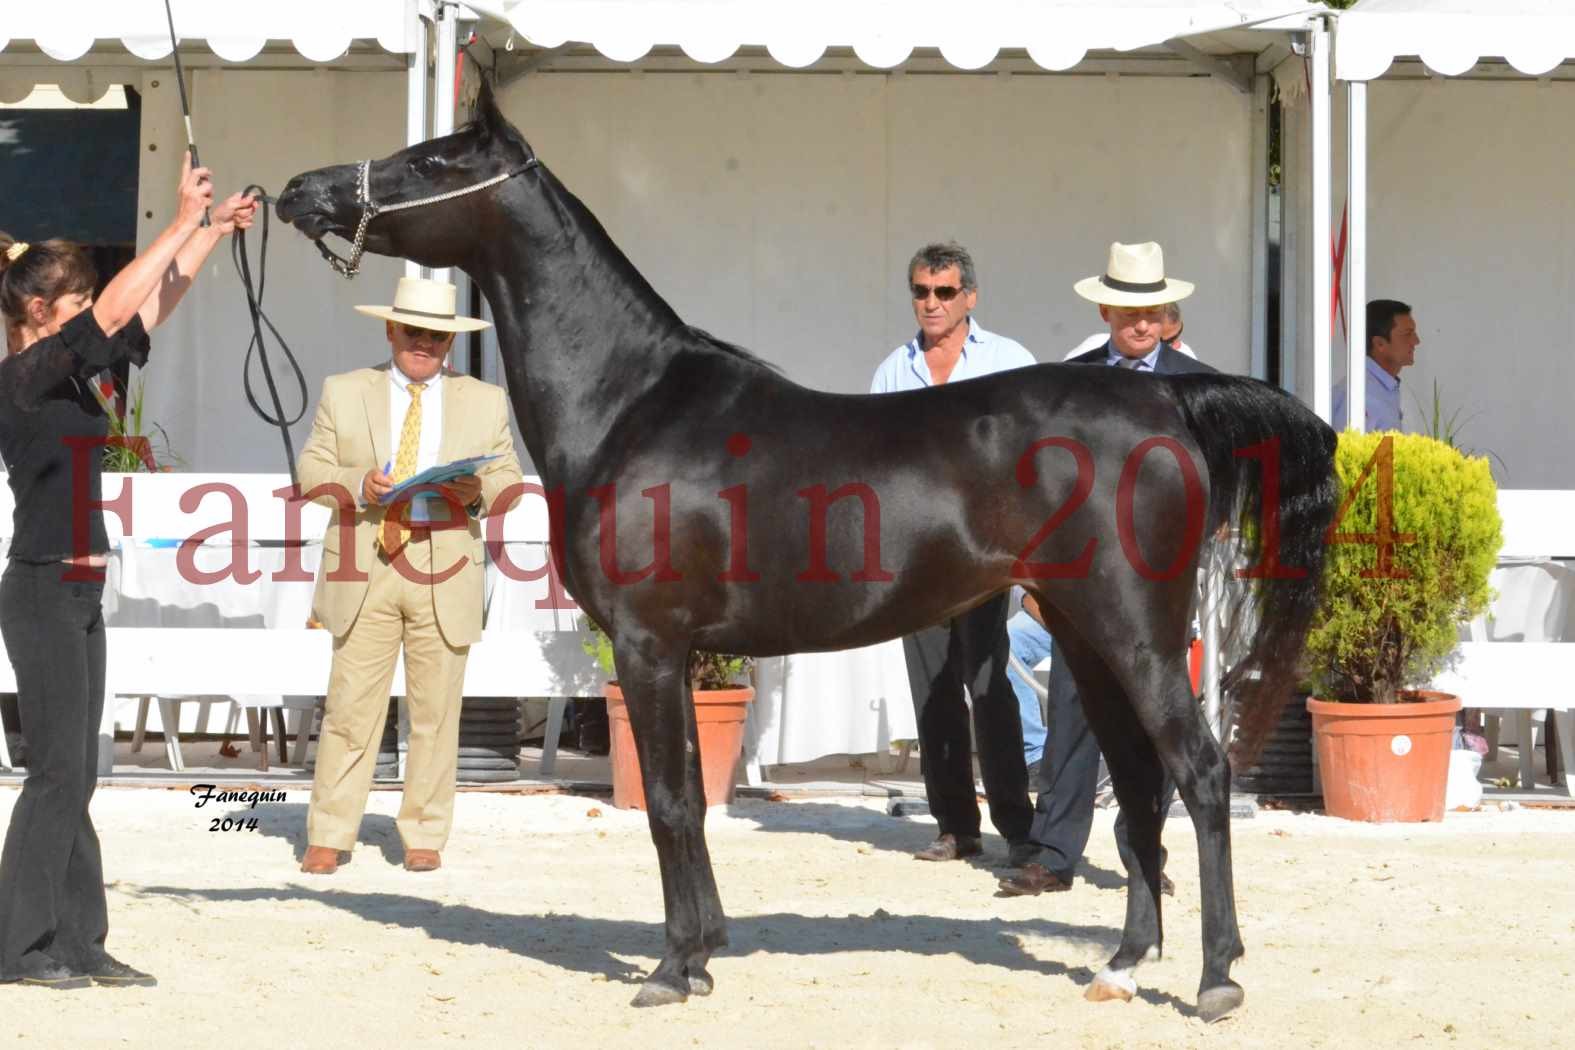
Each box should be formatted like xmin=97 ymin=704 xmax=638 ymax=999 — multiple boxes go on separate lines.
xmin=387 ymin=364 xmax=444 ymax=476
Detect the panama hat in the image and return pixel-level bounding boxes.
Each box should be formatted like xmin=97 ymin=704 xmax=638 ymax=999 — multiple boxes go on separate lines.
xmin=1073 ymin=241 xmax=1195 ymax=308
xmin=355 ymin=276 xmax=491 ymax=333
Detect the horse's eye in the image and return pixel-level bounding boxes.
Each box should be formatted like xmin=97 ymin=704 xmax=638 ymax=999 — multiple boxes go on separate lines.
xmin=410 ymin=156 xmax=442 ymax=178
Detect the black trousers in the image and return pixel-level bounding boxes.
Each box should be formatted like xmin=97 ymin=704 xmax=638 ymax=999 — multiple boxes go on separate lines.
xmin=0 ymin=560 xmax=110 ymax=978
xmin=1027 ymin=638 xmax=1173 ymax=880
xmin=901 ymin=594 xmax=1032 ymax=843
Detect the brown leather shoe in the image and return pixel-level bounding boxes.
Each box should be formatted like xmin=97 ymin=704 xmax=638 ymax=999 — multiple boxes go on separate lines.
xmin=913 ymin=833 xmax=983 ymax=862
xmin=403 ymin=848 xmax=442 ymax=872
xmin=997 ymin=862 xmax=1074 ymax=896
xmin=300 ymin=845 xmax=347 ymax=875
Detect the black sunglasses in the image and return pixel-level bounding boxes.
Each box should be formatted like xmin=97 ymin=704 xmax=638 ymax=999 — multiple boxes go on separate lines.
xmin=910 ymin=283 xmax=963 ymax=302
xmin=398 ymin=322 xmax=454 ymax=342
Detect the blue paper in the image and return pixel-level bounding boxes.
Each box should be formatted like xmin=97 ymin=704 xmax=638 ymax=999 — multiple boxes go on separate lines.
xmin=379 ymin=454 xmax=502 ymax=523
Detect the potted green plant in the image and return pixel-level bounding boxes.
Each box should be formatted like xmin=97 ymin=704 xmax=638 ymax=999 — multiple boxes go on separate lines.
xmin=581 ymin=617 xmax=754 ymax=810
xmin=1301 ymin=431 xmax=1501 ymax=822
xmin=89 ymin=374 xmax=181 ymax=472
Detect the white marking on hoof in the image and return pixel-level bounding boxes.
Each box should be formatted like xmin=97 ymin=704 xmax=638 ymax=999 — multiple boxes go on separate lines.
xmin=1142 ymin=944 xmax=1162 ymax=963
xmin=1085 ymin=967 xmax=1136 ymax=1003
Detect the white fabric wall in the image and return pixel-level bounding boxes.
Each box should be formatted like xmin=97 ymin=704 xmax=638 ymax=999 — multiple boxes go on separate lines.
xmin=1300 ymin=76 xmax=1575 ymax=488
xmin=498 ymin=71 xmax=1255 ymax=406
xmin=130 ymin=68 xmax=1257 ymax=471
xmin=136 ymin=68 xmax=409 ymax=474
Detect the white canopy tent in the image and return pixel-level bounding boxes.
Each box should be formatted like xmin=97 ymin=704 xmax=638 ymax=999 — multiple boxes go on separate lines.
xmin=466 ymin=0 xmax=1316 ymax=71
xmin=0 ymin=1 xmax=412 ymax=66
xmin=3 ymin=0 xmax=1337 ymax=769
xmin=1334 ymin=1 xmax=1575 ymax=478
xmin=1 ymin=0 xmax=1333 ymax=469
xmin=1338 ymin=0 xmax=1575 ymax=81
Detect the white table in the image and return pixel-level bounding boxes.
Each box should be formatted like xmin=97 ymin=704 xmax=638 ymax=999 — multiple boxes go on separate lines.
xmin=749 ymin=643 xmax=916 ymax=770
xmin=0 ymin=472 xmax=926 ymax=772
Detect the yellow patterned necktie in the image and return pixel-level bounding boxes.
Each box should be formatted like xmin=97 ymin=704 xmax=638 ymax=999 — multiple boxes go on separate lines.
xmin=378 ymin=381 xmax=427 ymax=557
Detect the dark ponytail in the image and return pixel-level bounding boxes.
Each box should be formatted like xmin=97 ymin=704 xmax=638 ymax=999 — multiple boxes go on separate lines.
xmin=0 ymin=231 xmax=98 ymax=328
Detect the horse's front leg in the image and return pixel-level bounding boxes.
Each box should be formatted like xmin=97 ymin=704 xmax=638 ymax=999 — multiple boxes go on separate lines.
xmin=614 ymin=638 xmax=728 ymax=1007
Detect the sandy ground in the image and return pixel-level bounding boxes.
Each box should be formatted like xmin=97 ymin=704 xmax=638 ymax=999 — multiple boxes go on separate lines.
xmin=1 ymin=787 xmax=1571 ymax=1050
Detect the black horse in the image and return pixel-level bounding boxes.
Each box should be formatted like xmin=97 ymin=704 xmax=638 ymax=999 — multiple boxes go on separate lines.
xmin=278 ymin=82 xmax=1336 ymax=1022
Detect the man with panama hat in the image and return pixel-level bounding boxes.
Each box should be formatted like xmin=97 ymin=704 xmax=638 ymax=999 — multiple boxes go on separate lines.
xmin=296 ymin=275 xmax=522 ymax=875
xmin=1000 ymin=242 xmax=1214 ymax=897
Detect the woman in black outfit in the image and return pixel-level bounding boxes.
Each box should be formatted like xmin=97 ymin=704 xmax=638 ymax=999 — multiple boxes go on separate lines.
xmin=0 ymin=157 xmax=254 ymax=989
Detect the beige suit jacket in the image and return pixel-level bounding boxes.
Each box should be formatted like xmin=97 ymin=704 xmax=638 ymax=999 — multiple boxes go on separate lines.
xmin=297 ymin=366 xmax=524 ymax=646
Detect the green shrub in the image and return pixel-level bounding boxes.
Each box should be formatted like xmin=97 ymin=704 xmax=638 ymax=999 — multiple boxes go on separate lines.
xmin=1303 ymin=432 xmax=1500 ymax=704
xmin=580 ymin=615 xmax=752 ymax=691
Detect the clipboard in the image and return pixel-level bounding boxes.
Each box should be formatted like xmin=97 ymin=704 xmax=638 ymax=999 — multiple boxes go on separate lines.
xmin=378 ymin=453 xmax=502 ymax=523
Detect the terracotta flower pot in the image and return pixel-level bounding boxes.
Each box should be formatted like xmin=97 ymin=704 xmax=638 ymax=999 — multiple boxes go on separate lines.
xmin=604 ymin=683 xmax=754 ymax=810
xmin=1307 ymin=690 xmax=1462 ymax=823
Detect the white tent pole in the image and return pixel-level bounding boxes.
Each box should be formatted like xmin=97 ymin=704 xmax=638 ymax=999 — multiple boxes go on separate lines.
xmin=1249 ymin=72 xmax=1271 ymax=381
xmin=431 ymin=1 xmax=460 ymax=287
xmin=1310 ymin=20 xmax=1332 ymax=424
xmin=1346 ymin=78 xmax=1367 ymax=433
xmin=406 ymin=0 xmax=430 ymax=280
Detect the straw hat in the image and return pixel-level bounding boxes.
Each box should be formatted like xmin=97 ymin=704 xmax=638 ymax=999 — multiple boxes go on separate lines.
xmin=1074 ymin=241 xmax=1194 ymax=308
xmin=354 ymin=276 xmax=491 ymax=333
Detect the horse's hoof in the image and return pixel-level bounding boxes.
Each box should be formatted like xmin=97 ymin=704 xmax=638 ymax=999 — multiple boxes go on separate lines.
xmin=686 ymin=967 xmax=714 ymax=996
xmin=631 ymin=980 xmax=689 ymax=1008
xmin=1085 ymin=968 xmax=1136 ymax=1003
xmin=1197 ymin=982 xmax=1245 ymax=1023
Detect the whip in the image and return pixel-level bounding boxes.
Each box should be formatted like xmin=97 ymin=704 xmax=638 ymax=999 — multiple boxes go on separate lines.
xmin=161 ymin=0 xmax=306 ymax=486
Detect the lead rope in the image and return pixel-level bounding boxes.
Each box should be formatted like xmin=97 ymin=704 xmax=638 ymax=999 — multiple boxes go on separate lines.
xmin=233 ymin=188 xmax=309 ymax=490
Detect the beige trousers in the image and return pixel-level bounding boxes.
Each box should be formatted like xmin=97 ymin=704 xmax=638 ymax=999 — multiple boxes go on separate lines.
xmin=305 ymin=539 xmax=470 ymax=852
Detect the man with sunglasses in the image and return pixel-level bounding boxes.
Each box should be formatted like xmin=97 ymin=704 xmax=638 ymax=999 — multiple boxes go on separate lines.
xmin=870 ymin=242 xmax=1039 ymax=867
xmin=296 ymin=276 xmax=523 ymax=876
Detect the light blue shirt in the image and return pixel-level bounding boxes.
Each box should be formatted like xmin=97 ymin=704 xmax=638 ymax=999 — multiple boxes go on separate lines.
xmin=869 ymin=317 xmax=1035 ymax=393
xmin=1102 ymin=343 xmax=1162 ymax=371
xmin=1331 ymin=356 xmax=1403 ymax=431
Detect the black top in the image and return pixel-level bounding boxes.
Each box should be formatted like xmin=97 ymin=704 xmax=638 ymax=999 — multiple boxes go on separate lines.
xmin=0 ymin=309 xmax=150 ymax=562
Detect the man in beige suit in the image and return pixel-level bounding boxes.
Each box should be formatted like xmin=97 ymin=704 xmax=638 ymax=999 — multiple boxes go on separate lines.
xmin=297 ymin=276 xmax=523 ymax=875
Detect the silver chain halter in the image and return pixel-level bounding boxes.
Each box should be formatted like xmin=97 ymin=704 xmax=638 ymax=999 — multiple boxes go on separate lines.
xmin=317 ymin=154 xmax=539 ymax=279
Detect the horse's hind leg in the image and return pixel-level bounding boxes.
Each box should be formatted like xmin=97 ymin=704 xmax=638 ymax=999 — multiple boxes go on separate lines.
xmin=614 ymin=640 xmax=728 ymax=1007
xmin=1164 ymin=693 xmax=1245 ymax=1022
xmin=1107 ymin=646 xmax=1246 ymax=1022
xmin=1054 ymin=636 xmax=1169 ymax=1003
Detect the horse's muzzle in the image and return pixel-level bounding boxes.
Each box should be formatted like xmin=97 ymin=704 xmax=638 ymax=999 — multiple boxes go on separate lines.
xmin=274 ymin=176 xmax=338 ymax=238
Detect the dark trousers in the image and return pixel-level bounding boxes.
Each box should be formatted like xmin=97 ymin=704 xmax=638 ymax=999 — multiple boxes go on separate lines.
xmin=1028 ymin=639 xmax=1174 ymax=880
xmin=0 ymin=560 xmax=110 ymax=978
xmin=901 ymin=594 xmax=1032 ymax=843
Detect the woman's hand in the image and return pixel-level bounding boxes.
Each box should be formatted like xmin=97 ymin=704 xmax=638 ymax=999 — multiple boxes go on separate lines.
xmin=211 ymin=191 xmax=259 ymax=236
xmin=175 ymin=152 xmax=215 ymax=229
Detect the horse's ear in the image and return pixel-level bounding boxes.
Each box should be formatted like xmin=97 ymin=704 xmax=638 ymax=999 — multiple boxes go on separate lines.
xmin=476 ymin=78 xmax=504 ymax=140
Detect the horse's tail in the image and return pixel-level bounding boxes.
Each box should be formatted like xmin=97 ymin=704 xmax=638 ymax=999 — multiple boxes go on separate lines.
xmin=1170 ymin=374 xmax=1339 ymax=768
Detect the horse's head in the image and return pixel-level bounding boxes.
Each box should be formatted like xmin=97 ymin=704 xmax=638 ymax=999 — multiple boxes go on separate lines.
xmin=276 ymin=81 xmax=535 ymax=274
